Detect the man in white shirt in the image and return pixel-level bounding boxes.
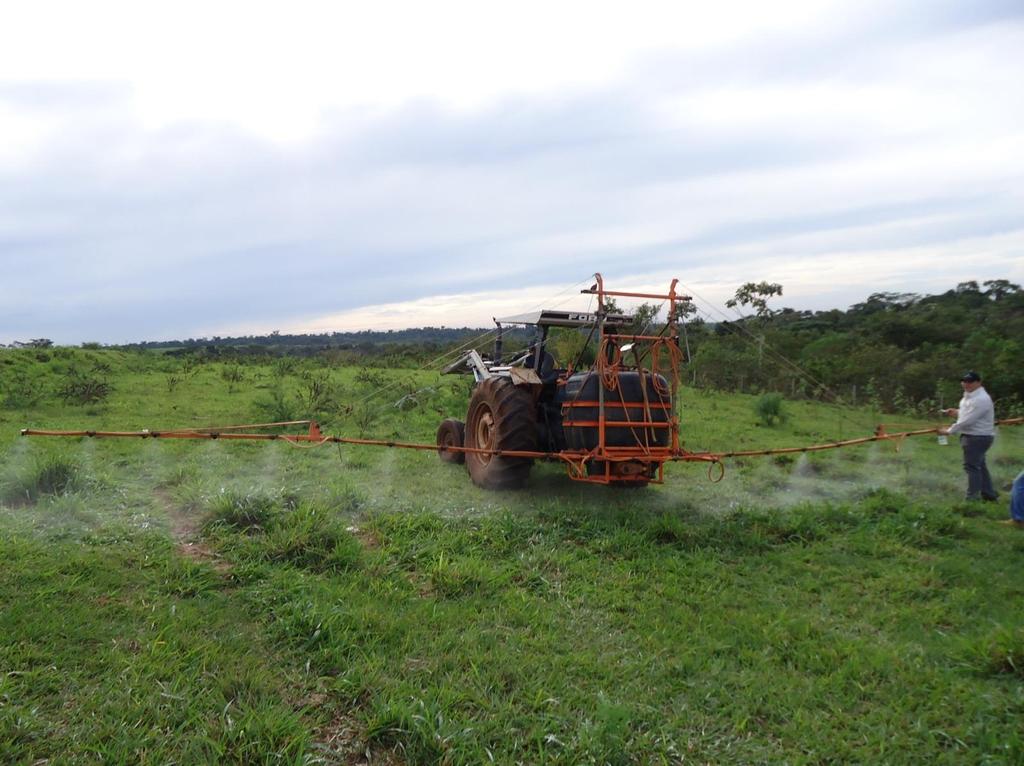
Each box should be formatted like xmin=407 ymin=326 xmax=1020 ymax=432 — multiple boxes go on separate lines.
xmin=939 ymin=371 xmax=998 ymax=502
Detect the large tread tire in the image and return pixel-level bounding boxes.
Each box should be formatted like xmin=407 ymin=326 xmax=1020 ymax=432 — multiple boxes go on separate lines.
xmin=436 ymin=419 xmax=466 ymax=464
xmin=465 ymin=377 xmax=537 ymax=490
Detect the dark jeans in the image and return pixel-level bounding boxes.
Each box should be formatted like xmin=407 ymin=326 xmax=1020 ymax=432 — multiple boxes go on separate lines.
xmin=1011 ymin=471 xmax=1024 ymax=521
xmin=960 ymin=434 xmax=997 ymax=501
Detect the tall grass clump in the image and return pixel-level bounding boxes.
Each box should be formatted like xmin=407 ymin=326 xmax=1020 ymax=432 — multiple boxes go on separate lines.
xmin=2 ymin=454 xmax=81 ymax=504
xmin=365 ymin=698 xmax=472 ymax=764
xmin=203 ymin=490 xmax=281 ymax=532
xmin=961 ymin=626 xmax=1024 ymax=679
xmin=203 ymin=495 xmax=361 ymax=573
xmin=260 ymin=503 xmax=362 ymax=572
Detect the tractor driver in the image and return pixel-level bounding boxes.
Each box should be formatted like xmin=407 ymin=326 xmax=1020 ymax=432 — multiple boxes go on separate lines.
xmin=524 ymin=341 xmax=557 ymax=384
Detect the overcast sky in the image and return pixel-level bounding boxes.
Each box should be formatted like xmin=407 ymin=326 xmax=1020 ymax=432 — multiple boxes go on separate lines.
xmin=1 ymin=0 xmax=1022 ymax=344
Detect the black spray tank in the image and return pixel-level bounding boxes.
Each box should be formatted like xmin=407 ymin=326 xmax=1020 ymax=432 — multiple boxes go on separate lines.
xmin=557 ymin=371 xmax=672 ymax=451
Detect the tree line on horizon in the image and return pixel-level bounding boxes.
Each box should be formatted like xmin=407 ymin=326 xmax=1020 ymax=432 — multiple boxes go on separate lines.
xmin=678 ymin=278 xmax=1023 ymax=415
xmin=4 ymin=279 xmax=1021 ymax=416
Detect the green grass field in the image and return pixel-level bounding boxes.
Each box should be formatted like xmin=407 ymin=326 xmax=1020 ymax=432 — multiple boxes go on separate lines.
xmin=2 ymin=348 xmax=1023 ymax=764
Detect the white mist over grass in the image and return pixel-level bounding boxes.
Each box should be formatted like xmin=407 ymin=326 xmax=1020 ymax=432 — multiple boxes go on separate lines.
xmin=141 ymin=437 xmax=167 ymax=475
xmin=0 ymin=437 xmax=32 ymax=489
xmin=258 ymin=440 xmax=282 ymax=481
xmin=0 ymin=438 xmax=33 ymax=530
xmin=368 ymin=448 xmax=400 ymax=507
xmin=670 ymin=435 xmax=971 ymax=517
xmin=75 ymin=436 xmax=96 ymax=478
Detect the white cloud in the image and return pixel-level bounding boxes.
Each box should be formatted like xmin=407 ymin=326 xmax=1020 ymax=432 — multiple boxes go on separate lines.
xmin=0 ymin=0 xmax=1022 ymax=344
xmin=214 ymin=226 xmax=1024 ymax=337
xmin=1 ymin=0 xmax=847 ymax=141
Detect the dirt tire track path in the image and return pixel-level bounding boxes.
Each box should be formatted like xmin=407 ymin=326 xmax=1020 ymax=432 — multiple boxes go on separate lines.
xmin=151 ymin=492 xmax=405 ymax=763
xmin=154 ymin=489 xmax=232 ymax=573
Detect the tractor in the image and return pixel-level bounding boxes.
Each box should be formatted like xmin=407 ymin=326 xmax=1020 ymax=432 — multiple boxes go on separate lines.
xmin=435 ymin=276 xmax=681 ymax=489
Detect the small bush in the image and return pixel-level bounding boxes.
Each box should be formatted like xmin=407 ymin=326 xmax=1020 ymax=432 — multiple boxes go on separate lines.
xmin=57 ymin=368 xmax=112 ymax=405
xmin=253 ymin=384 xmax=297 ymax=423
xmin=645 ymin=514 xmax=696 ymax=547
xmin=754 ymin=392 xmax=787 ymax=426
xmin=297 ymin=370 xmax=338 ymax=415
xmin=221 ymin=365 xmax=245 ymax=384
xmin=172 ymin=479 xmax=208 ymax=513
xmin=354 ymin=367 xmax=387 ymax=388
xmin=157 ymin=463 xmax=195 ymax=488
xmin=221 ymin=365 xmax=246 ymax=393
xmin=272 ymin=357 xmax=298 ymax=378
xmin=158 ymin=557 xmax=221 ymax=597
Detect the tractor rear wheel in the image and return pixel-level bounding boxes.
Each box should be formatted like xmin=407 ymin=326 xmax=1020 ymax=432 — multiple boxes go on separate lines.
xmin=464 ymin=377 xmax=537 ymax=489
xmin=436 ymin=418 xmax=466 ymax=464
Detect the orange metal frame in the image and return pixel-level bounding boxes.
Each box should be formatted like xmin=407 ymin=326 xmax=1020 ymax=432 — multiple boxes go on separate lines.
xmin=554 ymin=273 xmax=683 ymax=484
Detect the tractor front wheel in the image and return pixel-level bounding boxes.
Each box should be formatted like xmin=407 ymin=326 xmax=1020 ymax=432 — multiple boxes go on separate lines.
xmin=436 ymin=418 xmax=466 ymax=464
xmin=464 ymin=378 xmax=537 ymax=489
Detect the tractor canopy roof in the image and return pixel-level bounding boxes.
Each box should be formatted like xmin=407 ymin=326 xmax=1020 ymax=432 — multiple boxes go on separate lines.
xmin=494 ymin=309 xmax=634 ymax=329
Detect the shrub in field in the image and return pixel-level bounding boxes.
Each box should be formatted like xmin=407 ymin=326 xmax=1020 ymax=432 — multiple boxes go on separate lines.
xmin=57 ymin=368 xmax=112 ymax=405
xmin=171 ymin=478 xmax=209 ymax=513
xmin=272 ymin=357 xmax=298 ymax=378
xmin=221 ymin=365 xmax=245 ymax=384
xmin=165 ymin=358 xmax=201 ymax=392
xmin=349 ymin=405 xmax=380 ymax=438
xmin=157 ymin=463 xmax=196 ymax=489
xmin=32 ymin=456 xmax=80 ymax=496
xmin=221 ymin=365 xmax=245 ymax=393
xmin=253 ymin=384 xmax=297 ymax=423
xmin=354 ymin=367 xmax=387 ymax=388
xmin=297 ymin=370 xmax=338 ymax=415
xmin=754 ymin=392 xmax=787 ymax=426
